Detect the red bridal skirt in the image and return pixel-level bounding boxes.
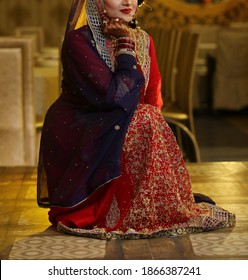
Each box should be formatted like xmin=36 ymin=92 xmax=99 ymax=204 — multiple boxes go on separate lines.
xmin=49 ymin=104 xmax=235 ymax=239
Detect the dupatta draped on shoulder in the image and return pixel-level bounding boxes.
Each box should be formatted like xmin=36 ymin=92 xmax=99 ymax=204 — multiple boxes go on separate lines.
xmin=37 ymin=0 xmax=145 ymax=208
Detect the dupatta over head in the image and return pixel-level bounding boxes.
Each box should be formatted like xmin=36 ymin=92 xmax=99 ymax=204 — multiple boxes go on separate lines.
xmin=67 ymin=0 xmax=115 ymax=70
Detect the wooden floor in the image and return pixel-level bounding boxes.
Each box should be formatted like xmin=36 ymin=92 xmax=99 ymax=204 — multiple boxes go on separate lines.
xmin=1 ymin=162 xmax=248 ymax=260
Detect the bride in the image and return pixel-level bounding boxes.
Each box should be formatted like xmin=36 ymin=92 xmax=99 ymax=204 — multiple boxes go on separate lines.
xmin=37 ymin=0 xmax=235 ymax=239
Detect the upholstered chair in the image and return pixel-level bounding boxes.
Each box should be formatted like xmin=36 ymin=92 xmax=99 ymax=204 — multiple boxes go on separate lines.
xmin=0 ymin=37 xmax=36 ymax=166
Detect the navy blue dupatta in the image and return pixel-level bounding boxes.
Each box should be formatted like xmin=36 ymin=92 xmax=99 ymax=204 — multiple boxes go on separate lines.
xmin=37 ymin=22 xmax=144 ymax=207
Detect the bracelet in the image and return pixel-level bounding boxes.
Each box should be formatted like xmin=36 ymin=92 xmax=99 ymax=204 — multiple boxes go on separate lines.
xmin=117 ymin=48 xmax=136 ymax=57
xmin=117 ymin=39 xmax=135 ymax=45
xmin=117 ymin=36 xmax=135 ymax=42
xmin=116 ymin=37 xmax=135 ymax=46
xmin=116 ymin=43 xmax=135 ymax=50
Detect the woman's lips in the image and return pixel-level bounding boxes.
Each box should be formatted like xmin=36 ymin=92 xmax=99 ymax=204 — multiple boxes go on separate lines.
xmin=120 ymin=9 xmax=132 ymax=14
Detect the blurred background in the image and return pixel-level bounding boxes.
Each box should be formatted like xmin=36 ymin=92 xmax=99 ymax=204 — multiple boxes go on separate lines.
xmin=0 ymin=0 xmax=248 ymax=165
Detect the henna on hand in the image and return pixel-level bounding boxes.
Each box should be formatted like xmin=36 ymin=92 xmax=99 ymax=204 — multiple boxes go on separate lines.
xmin=102 ymin=17 xmax=130 ymax=39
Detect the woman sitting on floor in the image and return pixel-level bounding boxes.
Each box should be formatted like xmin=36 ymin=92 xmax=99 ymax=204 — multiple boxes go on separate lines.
xmin=37 ymin=0 xmax=235 ymax=239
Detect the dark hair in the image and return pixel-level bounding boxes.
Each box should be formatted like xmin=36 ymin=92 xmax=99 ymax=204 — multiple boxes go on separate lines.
xmin=138 ymin=0 xmax=144 ymax=5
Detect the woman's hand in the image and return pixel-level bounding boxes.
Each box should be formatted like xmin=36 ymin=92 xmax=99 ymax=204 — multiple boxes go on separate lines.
xmin=96 ymin=0 xmax=135 ymax=57
xmin=96 ymin=1 xmax=131 ymax=39
xmin=102 ymin=17 xmax=130 ymax=39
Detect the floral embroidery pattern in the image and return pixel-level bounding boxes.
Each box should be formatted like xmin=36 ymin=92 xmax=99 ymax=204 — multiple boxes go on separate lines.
xmin=120 ymin=103 xmax=235 ymax=233
xmin=106 ymin=196 xmax=120 ymax=229
xmin=58 ymin=104 xmax=235 ymax=239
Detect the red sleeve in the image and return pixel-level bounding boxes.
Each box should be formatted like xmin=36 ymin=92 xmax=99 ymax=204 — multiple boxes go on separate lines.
xmin=144 ymin=35 xmax=163 ymax=110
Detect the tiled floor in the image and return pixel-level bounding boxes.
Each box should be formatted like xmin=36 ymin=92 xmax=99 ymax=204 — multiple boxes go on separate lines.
xmin=1 ymin=162 xmax=248 ymax=260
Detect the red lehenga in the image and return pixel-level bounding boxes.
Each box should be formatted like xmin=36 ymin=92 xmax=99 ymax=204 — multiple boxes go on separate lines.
xmin=51 ymin=102 xmax=235 ymax=240
xmin=37 ymin=0 xmax=235 ymax=240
